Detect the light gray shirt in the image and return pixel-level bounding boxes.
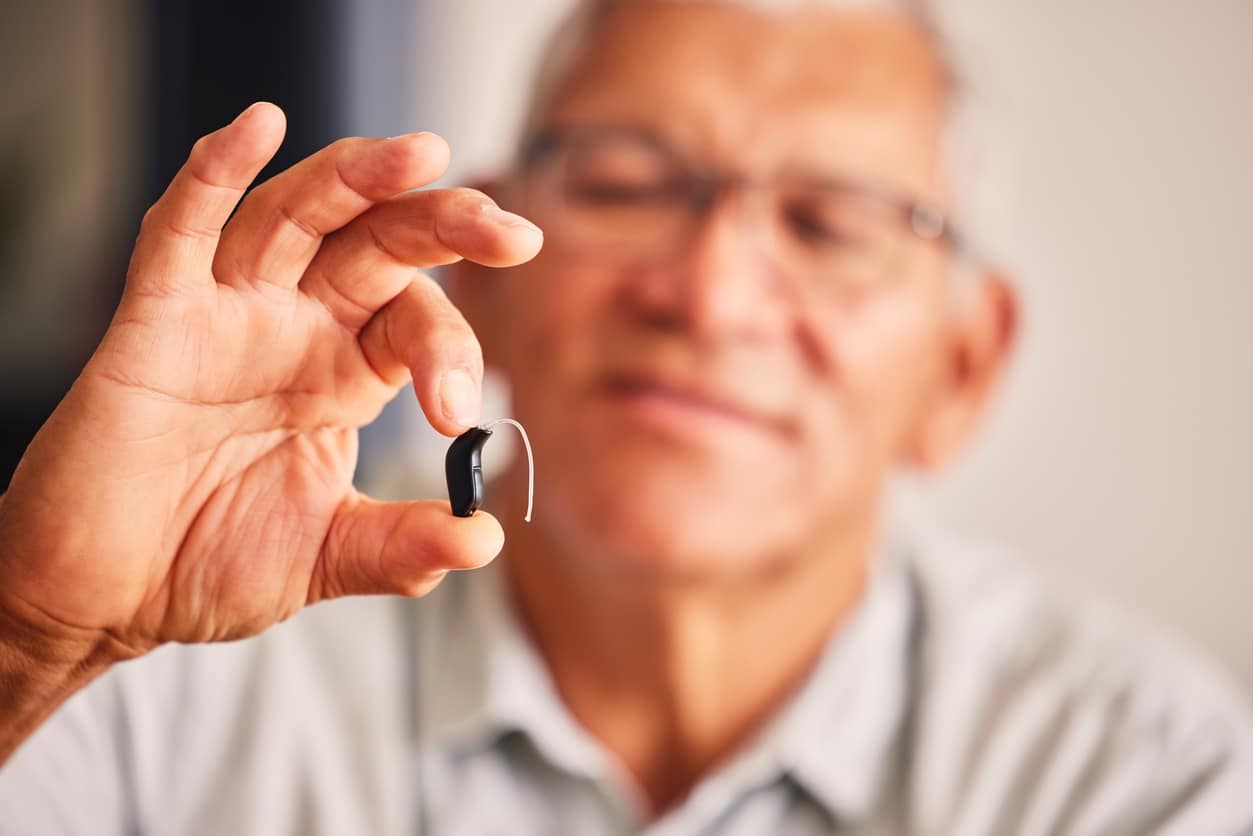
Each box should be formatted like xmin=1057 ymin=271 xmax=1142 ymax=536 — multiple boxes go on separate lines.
xmin=2 ymin=533 xmax=1251 ymax=835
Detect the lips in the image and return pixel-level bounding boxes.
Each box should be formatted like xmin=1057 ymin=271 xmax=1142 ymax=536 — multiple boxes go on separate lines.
xmin=597 ymin=371 xmax=794 ymax=438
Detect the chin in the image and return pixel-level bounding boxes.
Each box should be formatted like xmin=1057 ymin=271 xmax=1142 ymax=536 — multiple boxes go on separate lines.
xmin=517 ymin=387 xmax=827 ymax=579
xmin=549 ymin=463 xmax=806 ymax=582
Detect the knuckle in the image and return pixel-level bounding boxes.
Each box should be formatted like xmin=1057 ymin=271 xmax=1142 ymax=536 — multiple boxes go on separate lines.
xmin=375 ymin=139 xmax=435 ymax=186
xmin=418 ymin=319 xmax=481 ymax=369
xmin=139 ymin=204 xmax=161 ymax=232
xmin=316 ymin=518 xmax=357 ymax=600
xmin=327 ymin=135 xmax=367 ymax=157
xmin=364 ymin=220 xmax=405 ymax=264
xmin=439 ymin=302 xmax=481 ymax=354
xmin=189 ymin=133 xmax=214 ymax=159
xmin=278 ymin=202 xmax=322 ymax=241
xmin=141 ymin=205 xmax=217 ymax=244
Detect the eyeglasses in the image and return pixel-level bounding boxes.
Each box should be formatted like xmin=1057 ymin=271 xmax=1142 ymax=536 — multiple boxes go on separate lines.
xmin=518 ymin=128 xmax=964 ymax=297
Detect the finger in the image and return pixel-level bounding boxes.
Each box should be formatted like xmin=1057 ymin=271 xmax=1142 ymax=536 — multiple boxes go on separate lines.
xmin=129 ymin=102 xmax=286 ymax=295
xmin=311 ymin=496 xmax=504 ymax=602
xmin=358 ymin=275 xmax=485 ymax=435
xmin=213 ymin=131 xmax=451 ymax=293
xmin=301 ymin=187 xmax=544 ymax=330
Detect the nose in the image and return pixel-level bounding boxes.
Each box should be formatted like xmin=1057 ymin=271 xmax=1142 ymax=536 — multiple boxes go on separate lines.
xmin=627 ymin=189 xmax=793 ymax=343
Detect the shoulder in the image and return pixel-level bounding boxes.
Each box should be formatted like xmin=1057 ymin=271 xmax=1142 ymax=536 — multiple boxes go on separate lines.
xmin=899 ymin=532 xmax=1253 ymax=835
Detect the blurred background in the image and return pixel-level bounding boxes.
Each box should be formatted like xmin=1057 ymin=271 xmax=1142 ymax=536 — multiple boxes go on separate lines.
xmin=1 ymin=0 xmax=1250 ymax=689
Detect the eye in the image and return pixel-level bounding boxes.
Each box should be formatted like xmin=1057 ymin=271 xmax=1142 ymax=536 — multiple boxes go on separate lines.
xmin=562 ymin=141 xmax=686 ymax=208
xmin=783 ymin=199 xmax=856 ymax=247
xmin=784 ymin=202 xmax=845 ymax=245
xmin=780 ymin=189 xmax=882 ymax=251
xmin=567 ymin=174 xmax=681 ymax=206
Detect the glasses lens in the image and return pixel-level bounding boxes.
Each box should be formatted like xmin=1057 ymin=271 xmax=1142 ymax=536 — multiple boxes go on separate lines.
xmin=524 ymin=133 xmax=932 ymax=295
xmin=543 ymin=135 xmax=690 ymax=254
xmin=772 ymin=181 xmax=902 ymax=290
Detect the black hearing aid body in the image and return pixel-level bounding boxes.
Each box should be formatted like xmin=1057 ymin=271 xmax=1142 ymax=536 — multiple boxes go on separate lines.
xmin=445 ymin=418 xmax=535 ymax=522
xmin=446 ymin=426 xmax=493 ymax=517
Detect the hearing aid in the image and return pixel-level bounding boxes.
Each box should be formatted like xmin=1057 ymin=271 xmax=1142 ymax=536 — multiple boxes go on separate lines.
xmin=445 ymin=418 xmax=534 ymax=522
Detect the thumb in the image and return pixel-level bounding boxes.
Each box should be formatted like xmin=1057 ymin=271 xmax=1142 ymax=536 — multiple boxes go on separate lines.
xmin=311 ymin=494 xmax=504 ymax=602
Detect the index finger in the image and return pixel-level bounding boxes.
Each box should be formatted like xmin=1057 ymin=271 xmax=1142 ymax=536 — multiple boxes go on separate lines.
xmin=212 ymin=131 xmax=452 ymax=293
xmin=300 ymin=188 xmax=544 ymax=331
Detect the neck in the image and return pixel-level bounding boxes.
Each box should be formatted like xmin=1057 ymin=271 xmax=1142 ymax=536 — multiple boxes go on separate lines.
xmin=501 ymin=494 xmax=875 ymax=816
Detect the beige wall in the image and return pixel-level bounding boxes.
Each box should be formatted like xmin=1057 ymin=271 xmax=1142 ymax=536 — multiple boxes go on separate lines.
xmin=403 ymin=0 xmax=1253 ymax=690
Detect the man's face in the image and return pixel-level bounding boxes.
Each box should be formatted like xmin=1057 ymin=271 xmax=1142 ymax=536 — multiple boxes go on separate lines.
xmin=469 ymin=2 xmax=970 ymax=576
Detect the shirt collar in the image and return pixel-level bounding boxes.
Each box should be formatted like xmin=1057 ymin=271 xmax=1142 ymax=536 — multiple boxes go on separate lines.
xmin=414 ymin=543 xmax=918 ymax=826
xmin=415 ymin=560 xmax=627 ymax=784
xmin=775 ymin=546 xmax=917 ymax=821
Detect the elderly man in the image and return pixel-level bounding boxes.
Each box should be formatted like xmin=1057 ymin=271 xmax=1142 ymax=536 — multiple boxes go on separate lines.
xmin=0 ymin=0 xmax=1250 ymax=833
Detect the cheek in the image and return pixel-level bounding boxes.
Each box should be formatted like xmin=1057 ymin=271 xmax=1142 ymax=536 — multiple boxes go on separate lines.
xmin=801 ymin=290 xmax=948 ymax=488
xmin=487 ymin=250 xmax=617 ymax=384
xmin=483 ymin=250 xmax=631 ymax=487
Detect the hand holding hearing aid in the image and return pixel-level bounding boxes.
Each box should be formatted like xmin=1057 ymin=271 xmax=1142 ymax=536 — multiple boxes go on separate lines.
xmin=0 ymin=103 xmax=543 ymax=749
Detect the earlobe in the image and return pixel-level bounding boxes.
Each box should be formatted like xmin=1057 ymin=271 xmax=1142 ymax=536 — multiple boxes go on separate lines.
xmin=906 ymin=269 xmax=1019 ymax=471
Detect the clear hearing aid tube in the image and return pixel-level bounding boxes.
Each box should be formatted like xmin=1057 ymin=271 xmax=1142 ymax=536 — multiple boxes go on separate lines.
xmin=481 ymin=418 xmax=534 ymax=522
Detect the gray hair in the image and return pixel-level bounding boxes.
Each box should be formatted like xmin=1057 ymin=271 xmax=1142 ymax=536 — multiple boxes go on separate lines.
xmin=515 ymin=0 xmax=1004 ymax=264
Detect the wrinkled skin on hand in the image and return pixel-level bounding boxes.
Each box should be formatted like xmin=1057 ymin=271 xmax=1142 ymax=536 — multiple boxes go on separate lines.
xmin=0 ymin=102 xmax=542 ymax=665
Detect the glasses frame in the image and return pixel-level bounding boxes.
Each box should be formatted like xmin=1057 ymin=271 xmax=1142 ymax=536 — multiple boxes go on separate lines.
xmin=519 ymin=127 xmax=967 ymax=262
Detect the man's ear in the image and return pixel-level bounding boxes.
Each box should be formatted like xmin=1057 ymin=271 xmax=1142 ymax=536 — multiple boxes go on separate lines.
xmin=908 ymin=268 xmax=1018 ymax=471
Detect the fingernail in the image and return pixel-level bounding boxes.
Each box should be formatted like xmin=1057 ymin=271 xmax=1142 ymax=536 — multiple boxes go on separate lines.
xmin=439 ymin=369 xmax=481 ymax=429
xmin=481 ymin=204 xmax=543 ymax=236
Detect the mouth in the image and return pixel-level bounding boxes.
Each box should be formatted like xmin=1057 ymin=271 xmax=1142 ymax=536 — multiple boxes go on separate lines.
xmin=597 ymin=372 xmax=792 ymax=440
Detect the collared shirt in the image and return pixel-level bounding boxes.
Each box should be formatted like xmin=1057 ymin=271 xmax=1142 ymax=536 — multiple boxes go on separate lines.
xmin=2 ymin=533 xmax=1251 ymax=835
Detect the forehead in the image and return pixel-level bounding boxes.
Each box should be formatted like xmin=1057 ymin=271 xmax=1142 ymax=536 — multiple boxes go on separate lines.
xmin=541 ymin=1 xmax=951 ymax=193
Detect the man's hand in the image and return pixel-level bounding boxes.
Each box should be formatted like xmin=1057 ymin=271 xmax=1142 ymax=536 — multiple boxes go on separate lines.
xmin=0 ymin=103 xmax=540 ymax=757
